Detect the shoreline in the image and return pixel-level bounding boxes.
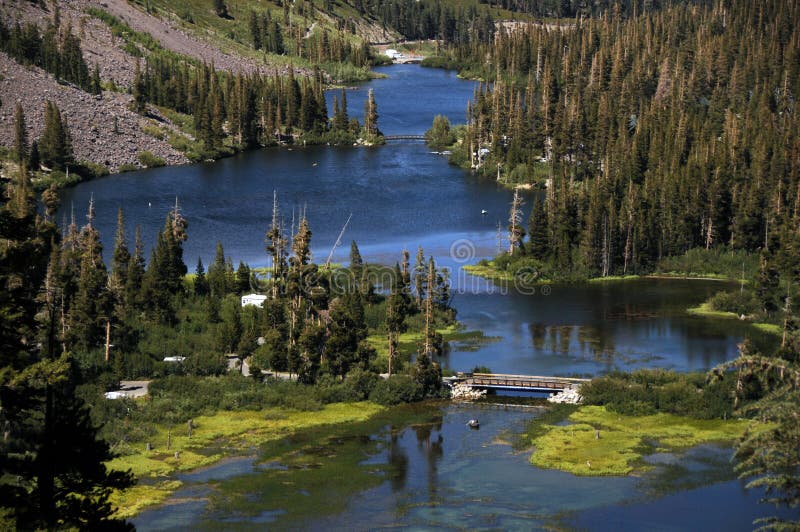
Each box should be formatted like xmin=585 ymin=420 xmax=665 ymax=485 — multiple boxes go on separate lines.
xmin=109 ymin=402 xmax=384 ymax=519
xmin=462 ymin=262 xmax=736 ymax=285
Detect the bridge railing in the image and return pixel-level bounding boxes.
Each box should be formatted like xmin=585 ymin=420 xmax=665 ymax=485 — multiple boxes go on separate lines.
xmin=465 ymin=373 xmax=590 ymax=390
xmin=471 ymin=373 xmax=590 ymax=384
xmin=384 ymin=135 xmax=426 ymax=140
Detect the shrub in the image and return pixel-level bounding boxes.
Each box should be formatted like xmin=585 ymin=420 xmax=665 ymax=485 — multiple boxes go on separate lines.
xmin=343 ymin=368 xmax=380 ymax=400
xmin=708 ymin=290 xmax=760 ymax=315
xmin=580 ymin=369 xmax=734 ymax=419
xmin=369 ymin=375 xmax=423 ymax=405
xmin=142 ymin=123 xmax=166 ymax=140
xmin=138 ymin=151 xmax=166 ymax=168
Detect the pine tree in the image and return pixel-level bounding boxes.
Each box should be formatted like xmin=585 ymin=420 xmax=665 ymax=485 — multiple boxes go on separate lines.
xmin=125 ymin=226 xmax=146 ymax=311
xmin=0 ymin=166 xmax=133 ymax=529
xmin=208 ymin=241 xmax=229 ymax=298
xmin=142 ymin=203 xmax=187 ymax=324
xmin=386 ymin=263 xmax=410 ymax=375
xmin=194 ymin=257 xmax=208 ymax=296
xmin=326 ymin=293 xmax=367 ymax=378
xmin=249 ymin=11 xmax=262 ymax=50
xmin=265 ymin=191 xmax=287 ymax=298
xmin=235 ymin=261 xmax=251 ymax=294
xmin=39 ymin=101 xmax=72 ymax=170
xmin=508 ymin=187 xmax=525 ymax=255
xmin=27 ymin=140 xmax=40 ymax=171
xmin=349 ymin=240 xmax=363 ymax=293
xmin=527 ymin=197 xmax=549 ymax=260
xmin=68 ymin=197 xmax=110 ymax=351
xmin=90 ymin=62 xmax=102 ymax=95
xmin=131 ymin=60 xmax=147 ymax=115
xmin=413 ymin=246 xmax=426 ymax=309
xmin=110 ymin=208 xmax=130 ymax=302
xmin=214 ymin=0 xmax=229 ymax=18
xmin=13 ymin=103 xmax=28 ymax=164
xmin=362 ymin=88 xmax=379 ymax=139
xmin=291 ymin=214 xmax=312 ymax=267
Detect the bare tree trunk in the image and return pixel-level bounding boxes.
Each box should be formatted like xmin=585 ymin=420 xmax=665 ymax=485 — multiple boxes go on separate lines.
xmin=104 ymin=320 xmax=111 ymax=363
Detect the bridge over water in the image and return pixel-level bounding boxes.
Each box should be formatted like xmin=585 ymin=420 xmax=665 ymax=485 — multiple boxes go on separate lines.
xmin=458 ymin=373 xmax=590 ymax=393
xmin=384 ymin=134 xmax=426 ymax=141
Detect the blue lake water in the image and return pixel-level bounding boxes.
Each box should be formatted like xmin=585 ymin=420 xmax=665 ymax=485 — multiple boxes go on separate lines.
xmin=55 ymin=65 xmax=783 ymax=529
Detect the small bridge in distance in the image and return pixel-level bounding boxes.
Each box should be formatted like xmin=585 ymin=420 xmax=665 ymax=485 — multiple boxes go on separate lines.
xmin=462 ymin=373 xmax=590 ymax=393
xmin=384 ymin=134 xmax=426 ymax=141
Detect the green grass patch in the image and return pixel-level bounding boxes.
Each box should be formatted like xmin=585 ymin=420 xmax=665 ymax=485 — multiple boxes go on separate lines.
xmin=111 ymin=480 xmax=183 ymax=519
xmin=587 ymin=275 xmax=642 ymax=283
xmin=462 ymin=261 xmax=515 ymax=282
xmin=366 ymin=323 xmax=482 ymax=360
xmin=108 ymin=402 xmax=383 ymax=517
xmin=752 ymin=322 xmax=782 ymax=335
xmin=687 ymin=302 xmax=782 ymax=336
xmin=529 ymin=406 xmax=750 ymax=476
xmin=686 ymin=301 xmax=739 ymax=319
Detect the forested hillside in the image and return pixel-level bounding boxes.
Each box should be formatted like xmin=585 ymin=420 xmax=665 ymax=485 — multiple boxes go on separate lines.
xmin=0 ymin=0 xmax=534 ymax=181
xmin=433 ymin=0 xmax=799 ymax=281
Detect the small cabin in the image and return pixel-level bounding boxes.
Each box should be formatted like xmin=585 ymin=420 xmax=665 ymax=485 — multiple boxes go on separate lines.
xmin=241 ymin=293 xmax=267 ymax=308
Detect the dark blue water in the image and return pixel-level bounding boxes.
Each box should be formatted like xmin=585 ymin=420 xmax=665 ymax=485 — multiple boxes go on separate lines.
xmin=325 ymin=64 xmax=477 ymax=136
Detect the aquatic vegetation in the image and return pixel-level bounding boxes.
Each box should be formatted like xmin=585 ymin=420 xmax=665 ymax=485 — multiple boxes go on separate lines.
xmin=687 ymin=302 xmax=781 ymax=335
xmin=108 ymin=402 xmax=383 ymax=516
xmin=165 ymin=402 xmax=443 ymax=527
xmin=111 ymin=480 xmax=183 ymax=519
xmin=529 ymin=406 xmax=751 ymax=477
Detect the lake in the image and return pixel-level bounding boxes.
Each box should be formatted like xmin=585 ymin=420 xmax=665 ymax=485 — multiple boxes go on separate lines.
xmin=133 ymin=402 xmax=783 ymax=531
xmin=57 ymin=64 xmax=779 ymax=529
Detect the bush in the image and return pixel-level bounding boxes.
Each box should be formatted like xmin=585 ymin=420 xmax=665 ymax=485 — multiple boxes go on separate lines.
xmin=138 ymin=151 xmax=166 ymax=168
xmin=580 ymin=369 xmax=734 ymax=419
xmin=425 ymin=115 xmax=456 ymax=150
xmin=708 ymin=290 xmax=760 ymax=315
xmin=369 ymin=375 xmax=423 ymax=405
xmin=656 ymin=248 xmax=758 ymax=280
xmin=343 ymin=368 xmax=380 ymax=400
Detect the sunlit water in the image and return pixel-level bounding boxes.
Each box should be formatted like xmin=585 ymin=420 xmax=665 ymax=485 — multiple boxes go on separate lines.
xmin=134 ymin=403 xmax=784 ymax=531
xmin=56 ymin=65 xmax=782 ymax=528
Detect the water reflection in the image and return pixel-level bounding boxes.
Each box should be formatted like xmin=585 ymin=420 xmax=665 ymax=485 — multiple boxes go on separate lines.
xmin=412 ymin=415 xmax=444 ymax=498
xmin=450 ymin=280 xmax=777 ymax=376
xmin=133 ymin=403 xmax=782 ymax=531
xmin=387 ymin=428 xmax=408 ymax=492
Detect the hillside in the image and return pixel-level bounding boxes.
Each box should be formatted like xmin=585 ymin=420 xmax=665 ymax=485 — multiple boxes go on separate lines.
xmin=0 ymin=0 xmax=400 ymax=179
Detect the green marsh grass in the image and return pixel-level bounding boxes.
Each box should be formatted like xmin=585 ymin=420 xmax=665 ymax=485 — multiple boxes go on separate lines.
xmin=528 ymin=406 xmax=750 ymax=476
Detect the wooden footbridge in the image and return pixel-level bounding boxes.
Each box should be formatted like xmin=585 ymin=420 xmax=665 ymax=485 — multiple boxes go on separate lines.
xmin=459 ymin=373 xmax=590 ymax=393
xmin=384 ymin=134 xmax=426 ymax=141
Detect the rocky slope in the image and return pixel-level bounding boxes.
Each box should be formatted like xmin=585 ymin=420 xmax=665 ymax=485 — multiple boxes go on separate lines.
xmin=0 ymin=0 xmax=365 ymax=174
xmin=0 ymin=51 xmax=188 ymax=172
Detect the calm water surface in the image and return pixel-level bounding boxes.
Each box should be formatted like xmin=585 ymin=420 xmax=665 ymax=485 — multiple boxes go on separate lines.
xmin=134 ymin=403 xmax=780 ymax=531
xmin=57 ymin=65 xmax=780 ymax=528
